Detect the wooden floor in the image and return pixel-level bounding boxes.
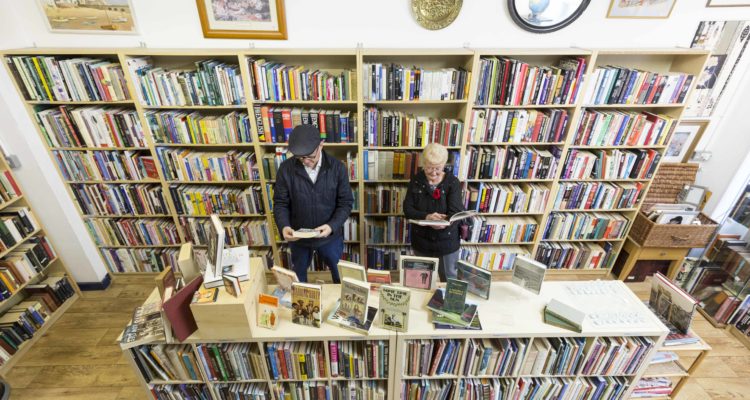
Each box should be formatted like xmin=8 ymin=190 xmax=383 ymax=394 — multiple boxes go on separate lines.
xmin=3 ymin=275 xmax=750 ymax=399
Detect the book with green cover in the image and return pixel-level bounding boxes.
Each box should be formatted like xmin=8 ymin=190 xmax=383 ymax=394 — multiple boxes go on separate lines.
xmin=543 ymin=307 xmax=583 ymax=333
xmin=457 ymin=260 xmax=492 ymax=299
xmin=434 ymin=311 xmax=482 ymax=330
xmin=444 ymin=279 xmax=468 ymax=314
xmin=426 ymin=289 xmax=478 ymax=327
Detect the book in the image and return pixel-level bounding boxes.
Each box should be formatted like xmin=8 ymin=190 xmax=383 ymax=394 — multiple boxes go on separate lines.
xmin=433 ymin=312 xmax=483 ymax=330
xmin=271 ymin=266 xmax=299 ymax=308
xmin=207 ymin=214 xmax=225 ymax=277
xmin=162 ymin=276 xmax=204 ymax=342
xmin=408 ymin=210 xmax=478 ymax=227
xmin=544 ymin=299 xmax=586 ymax=332
xmin=512 ymin=256 xmax=547 ymax=294
xmin=338 ymin=260 xmax=367 ymax=282
xmin=379 ymin=285 xmax=410 ymax=332
xmin=154 ymin=266 xmax=176 ymax=299
xmin=191 ymin=286 xmax=218 ymax=304
xmin=543 ymin=308 xmax=583 ymax=333
xmin=426 ymin=288 xmax=478 ymax=327
xmin=339 ymin=278 xmax=370 ymax=325
xmin=648 ymin=273 xmax=697 ymax=334
xmin=399 ymin=255 xmax=438 ymax=291
xmin=257 ymin=293 xmax=279 ymax=329
xmin=456 ymin=260 xmax=492 ymax=299
xmin=366 ymin=269 xmax=391 ymax=290
xmin=327 ymin=300 xmax=377 ymax=334
xmin=292 ymin=228 xmax=320 ymax=239
xmin=443 ymin=279 xmax=469 ymax=314
xmin=178 ymin=243 xmax=201 ymax=282
xmin=222 ymin=274 xmax=241 ymax=297
xmin=121 ymin=299 xmax=166 ymax=349
xmin=291 ymin=282 xmax=322 ymax=328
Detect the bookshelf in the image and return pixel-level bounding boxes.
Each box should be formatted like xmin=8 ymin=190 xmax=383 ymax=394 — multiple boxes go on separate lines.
xmin=0 ymin=149 xmax=81 ymax=376
xmin=0 ymin=47 xmax=709 ymax=280
xmin=638 ymin=330 xmax=711 ymax=399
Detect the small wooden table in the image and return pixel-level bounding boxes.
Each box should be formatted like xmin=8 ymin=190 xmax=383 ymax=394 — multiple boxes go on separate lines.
xmin=615 ymin=237 xmax=691 ymax=282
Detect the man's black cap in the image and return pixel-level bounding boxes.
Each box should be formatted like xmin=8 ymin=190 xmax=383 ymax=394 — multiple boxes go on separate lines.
xmin=288 ymin=124 xmax=321 ymax=156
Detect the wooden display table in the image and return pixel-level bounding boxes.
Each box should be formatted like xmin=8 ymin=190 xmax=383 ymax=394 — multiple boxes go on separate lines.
xmin=613 ymin=237 xmax=691 ymax=282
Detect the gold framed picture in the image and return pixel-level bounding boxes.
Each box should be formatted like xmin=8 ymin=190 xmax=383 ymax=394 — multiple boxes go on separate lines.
xmin=196 ymin=0 xmax=287 ymax=40
xmin=607 ymin=0 xmax=677 ymax=19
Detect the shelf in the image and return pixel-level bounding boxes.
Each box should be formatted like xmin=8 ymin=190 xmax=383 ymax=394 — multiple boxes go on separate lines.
xmin=65 ymin=179 xmax=161 ymax=184
xmin=166 ymin=180 xmax=261 ymax=184
xmin=541 ymin=238 xmax=626 ymax=243
xmin=461 ymin=242 xmax=535 ymax=246
xmin=0 ymin=228 xmax=42 ymax=259
xmin=206 ymin=379 xmax=268 ymax=384
xmin=97 ymin=244 xmax=182 ymax=249
xmin=141 ymin=105 xmax=248 ymax=110
xmin=365 ymin=179 xmax=410 ymax=183
xmin=252 ymin=100 xmax=357 ymax=105
xmin=179 ymin=214 xmax=265 ymax=218
xmin=551 ymin=208 xmax=638 ymax=213
xmin=50 ymin=147 xmax=150 ymax=151
xmin=258 ymin=143 xmax=357 ymax=147
xmin=643 ymin=361 xmax=688 ymax=378
xmin=365 ymin=243 xmax=410 ymax=246
xmin=0 ymin=196 xmax=24 ymax=212
xmin=154 ymin=143 xmax=256 ymax=148
xmin=402 ymin=374 xmax=460 ymax=380
xmin=468 ymin=142 xmax=565 ymax=146
xmin=150 ymin=380 xmax=205 ymax=385
xmin=581 ymin=103 xmax=685 ymax=109
xmin=192 ymin=244 xmax=271 ymax=248
xmin=329 ymin=377 xmax=389 ymax=381
xmin=271 ymin=377 xmax=330 ymax=383
xmin=27 ymin=100 xmax=135 ymax=105
xmin=0 ymin=258 xmax=57 ymax=313
xmin=569 ymin=145 xmax=667 ymax=150
xmin=465 ymin=179 xmax=555 ymax=183
xmin=0 ymin=292 xmax=79 ymax=375
xmin=363 ymin=100 xmax=468 ymax=104
xmin=558 ymin=178 xmax=650 ymax=183
xmin=84 ymin=214 xmax=174 ymax=219
xmin=659 ymin=331 xmax=710 ymax=352
xmin=365 ymin=146 xmax=462 ymax=150
xmin=473 ymin=104 xmax=576 ymax=109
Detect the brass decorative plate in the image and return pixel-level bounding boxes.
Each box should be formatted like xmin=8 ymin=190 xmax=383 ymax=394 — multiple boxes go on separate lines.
xmin=411 ymin=0 xmax=463 ymax=30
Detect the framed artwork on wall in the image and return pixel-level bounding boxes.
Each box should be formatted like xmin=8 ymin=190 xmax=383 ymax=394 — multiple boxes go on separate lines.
xmin=607 ymin=0 xmax=677 ymax=19
xmin=36 ymin=0 xmax=138 ymax=34
xmin=196 ymin=0 xmax=287 ymax=40
xmin=664 ymin=121 xmax=708 ymax=163
xmin=507 ymin=0 xmax=591 ymax=33
xmin=706 ymin=0 xmax=750 ymax=6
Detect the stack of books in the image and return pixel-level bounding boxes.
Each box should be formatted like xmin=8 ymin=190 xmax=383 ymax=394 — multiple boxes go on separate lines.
xmin=426 ymin=279 xmax=481 ymax=329
xmin=631 ymin=377 xmax=673 ymax=398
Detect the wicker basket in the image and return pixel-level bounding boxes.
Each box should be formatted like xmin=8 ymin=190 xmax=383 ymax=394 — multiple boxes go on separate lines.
xmin=629 ymin=211 xmax=718 ymax=248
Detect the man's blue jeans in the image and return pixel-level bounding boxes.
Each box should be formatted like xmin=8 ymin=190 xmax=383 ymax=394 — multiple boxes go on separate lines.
xmin=289 ymin=235 xmax=343 ymax=283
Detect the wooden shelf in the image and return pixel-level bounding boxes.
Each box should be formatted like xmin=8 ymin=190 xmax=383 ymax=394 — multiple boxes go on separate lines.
xmin=558 ymin=178 xmax=651 ymax=183
xmin=363 ymin=100 xmax=468 ymax=104
xmin=727 ymin=325 xmax=750 ymax=350
xmin=252 ymin=100 xmax=357 ymax=105
xmin=258 ymin=142 xmax=357 ymax=147
xmin=0 ymin=195 xmax=23 ymax=211
xmin=473 ymin=104 xmax=576 ymax=109
xmin=581 ymin=103 xmax=685 ymax=109
xmin=179 ymin=214 xmax=265 ymax=218
xmin=569 ymin=145 xmax=667 ymax=150
xmin=83 ymin=214 xmax=174 ymax=219
xmin=65 ymin=179 xmax=161 ymax=184
xmin=141 ymin=104 xmax=248 ymax=110
xmin=468 ymin=142 xmax=565 ymax=146
xmin=154 ymin=143 xmax=256 ymax=148
xmin=365 ymin=146 xmax=462 ymax=150
xmin=461 ymin=241 xmax=535 ymax=246
xmin=97 ymin=244 xmax=182 ymax=249
xmin=27 ymin=100 xmax=134 ymax=105
xmin=0 ymin=258 xmax=58 ymax=313
xmin=541 ymin=238 xmax=626 ymax=243
xmin=0 ymin=228 xmax=42 ymax=259
xmin=551 ymin=208 xmax=638 ymax=213
xmin=50 ymin=147 xmax=150 ymax=151
xmin=643 ymin=361 xmax=688 ymax=378
xmin=166 ymin=180 xmax=261 ymax=184
xmin=465 ymin=178 xmax=555 ymax=183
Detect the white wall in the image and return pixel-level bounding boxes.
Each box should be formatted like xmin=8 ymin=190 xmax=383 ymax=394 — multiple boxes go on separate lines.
xmin=1 ymin=0 xmax=749 ymax=282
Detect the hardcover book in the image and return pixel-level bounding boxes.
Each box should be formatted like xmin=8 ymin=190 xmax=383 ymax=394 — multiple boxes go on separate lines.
xmin=444 ymin=279 xmax=468 ymax=314
xmin=339 ymin=261 xmax=367 ymax=282
xmin=433 ymin=310 xmax=482 ymax=330
xmin=426 ymin=289 xmax=478 ymax=327
xmin=222 ymin=274 xmax=241 ymax=297
xmin=327 ymin=300 xmax=377 ymax=334
xmin=367 ymin=269 xmax=391 ymax=290
xmin=379 ymin=285 xmax=410 ymax=332
xmin=271 ymin=266 xmax=299 ymax=308
xmin=207 ymin=214 xmax=225 ymax=277
xmin=456 ymin=260 xmax=492 ymax=299
xmin=339 ymin=277 xmax=370 ymax=325
xmin=399 ymin=255 xmax=438 ymax=291
xmin=648 ymin=272 xmax=697 ymax=334
xmin=512 ymin=256 xmax=547 ymax=295
xmin=257 ymin=293 xmax=279 ymax=330
xmin=291 ymin=282 xmax=322 ymax=328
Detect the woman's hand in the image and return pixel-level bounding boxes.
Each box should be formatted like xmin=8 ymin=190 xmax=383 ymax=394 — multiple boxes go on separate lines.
xmin=426 ymin=212 xmax=447 ymax=230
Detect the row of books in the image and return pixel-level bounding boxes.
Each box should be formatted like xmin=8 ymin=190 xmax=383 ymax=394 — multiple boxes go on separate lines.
xmin=169 ymin=185 xmax=265 ymax=216
xmin=6 ymin=56 xmax=131 ymax=102
xmin=552 ymin=182 xmax=643 ymax=211
xmin=583 ymin=66 xmax=694 ymax=105
xmin=196 ymin=343 xmax=269 ymax=381
xmin=216 ymin=383 xmax=269 ymax=400
xmin=404 ymin=338 xmax=464 ymax=376
xmin=248 ymin=58 xmax=354 ymax=102
xmin=146 ymin=111 xmax=253 ymax=145
xmin=578 ymin=336 xmax=654 ymax=376
xmin=366 ymin=217 xmax=410 ymax=245
xmin=330 ymin=381 xmax=387 ymax=400
xmin=72 ymin=183 xmax=169 ymax=216
xmin=36 ymin=106 xmax=146 ymax=149
xmin=84 ymin=218 xmax=180 ymax=247
xmin=329 ymin=340 xmax=388 ymax=379
xmin=364 ymin=150 xmax=428 ymax=181
xmin=0 ymin=276 xmax=76 ymax=365
xmin=265 ymin=342 xmax=328 ymax=380
xmin=464 ymin=183 xmax=550 ymax=214
xmin=0 ymin=237 xmax=57 ymax=300
xmin=464 ymin=216 xmax=538 ymax=244
xmin=0 ymin=207 xmax=41 ymax=251
xmin=535 ymin=242 xmax=614 ymax=271
xmin=127 ymin=57 xmax=245 ymax=106
xmin=364 ymin=185 xmax=407 ymax=214
xmin=459 ymin=245 xmax=530 ymax=271
xmin=53 ymin=150 xmax=158 ymax=182
xmin=463 ymin=338 xmax=527 ymax=377
xmin=0 ymin=171 xmax=21 ymax=204
xmin=474 ymin=57 xmax=587 ymax=106
xmin=401 ymin=380 xmax=456 ymax=400
xmin=542 ymin=212 xmax=629 ymax=241
xmin=100 ymin=248 xmax=178 ymax=274
xmin=131 ymin=344 xmax=202 ymax=382
xmin=560 ymin=149 xmax=661 ymax=180
xmin=462 ymin=146 xmax=559 ymax=180
xmin=156 ymin=149 xmax=259 ymax=182
xmin=343 ymin=217 xmax=359 ymax=242
xmin=151 ymin=385 xmax=211 ymax=400
xmin=363 ymin=108 xmax=464 ymax=147
xmin=279 ymin=244 xmax=361 ymax=272
xmin=273 ymin=382 xmax=328 ymax=400
xmin=180 ymin=218 xmax=271 ymax=247
xmin=462 ymin=378 xmax=514 ymax=400
xmin=255 ymin=106 xmax=356 ymax=144
xmin=522 ymin=337 xmax=586 ymax=376
xmin=516 ymin=376 xmax=629 ymax=400
xmin=363 ymin=63 xmax=471 ymax=101
xmin=631 ymin=377 xmax=672 ymax=398
xmin=365 ymin=246 xmax=412 ymax=271
xmin=573 ymin=110 xmax=676 ymax=147
xmin=468 ymin=109 xmax=569 ymax=144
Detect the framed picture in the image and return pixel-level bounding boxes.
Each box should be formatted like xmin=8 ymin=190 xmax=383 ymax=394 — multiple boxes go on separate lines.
xmin=706 ymin=0 xmax=750 ymax=6
xmin=607 ymin=0 xmax=677 ymax=19
xmin=508 ymin=0 xmax=591 ymax=33
xmin=36 ymin=0 xmax=138 ymax=34
xmin=196 ymin=0 xmax=287 ymax=40
xmin=664 ymin=122 xmax=707 ymax=162
xmin=656 ymin=211 xmax=699 ymax=225
xmin=399 ymin=255 xmax=439 ymax=291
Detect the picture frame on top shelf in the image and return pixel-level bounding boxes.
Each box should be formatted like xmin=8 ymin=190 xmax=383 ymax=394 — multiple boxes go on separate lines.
xmin=607 ymin=0 xmax=677 ymax=19
xmin=508 ymin=0 xmax=591 ymax=33
xmin=706 ymin=0 xmax=750 ymax=6
xmin=399 ymin=255 xmax=438 ymax=291
xmin=196 ymin=0 xmax=287 ymax=40
xmin=664 ymin=122 xmax=706 ymax=163
xmin=36 ymin=0 xmax=139 ymax=34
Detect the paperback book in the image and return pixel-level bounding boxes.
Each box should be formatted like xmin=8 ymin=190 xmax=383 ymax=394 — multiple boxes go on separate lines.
xmin=257 ymin=293 xmax=279 ymax=330
xmin=512 ymin=256 xmax=547 ymax=294
xmin=456 ymin=260 xmax=492 ymax=299
xmin=291 ymin=282 xmax=322 ymax=328
xmin=222 ymin=274 xmax=241 ymax=297
xmin=271 ymin=266 xmax=299 ymax=308
xmin=426 ymin=288 xmax=478 ymax=327
xmin=339 ymin=260 xmax=367 ymax=282
xmin=443 ymin=279 xmax=469 ymax=314
xmin=648 ymin=272 xmax=697 ymax=334
xmin=339 ymin=278 xmax=370 ymax=325
xmin=367 ymin=269 xmax=391 ymax=290
xmin=327 ymin=299 xmax=377 ymax=334
xmin=434 ymin=312 xmax=482 ymax=330
xmin=379 ymin=285 xmax=410 ymax=332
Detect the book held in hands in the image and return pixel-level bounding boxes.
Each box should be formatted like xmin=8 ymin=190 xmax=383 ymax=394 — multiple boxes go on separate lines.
xmin=408 ymin=210 xmax=478 ymax=227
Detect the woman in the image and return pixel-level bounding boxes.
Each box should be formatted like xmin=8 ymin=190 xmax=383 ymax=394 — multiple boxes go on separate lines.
xmin=404 ymin=143 xmax=464 ymax=281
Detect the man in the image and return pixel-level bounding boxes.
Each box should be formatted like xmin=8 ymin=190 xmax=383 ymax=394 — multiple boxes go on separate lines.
xmin=273 ymin=124 xmax=353 ymax=283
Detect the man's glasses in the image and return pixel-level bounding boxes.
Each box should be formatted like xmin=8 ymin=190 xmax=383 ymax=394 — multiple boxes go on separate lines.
xmin=295 ymin=147 xmax=320 ymax=161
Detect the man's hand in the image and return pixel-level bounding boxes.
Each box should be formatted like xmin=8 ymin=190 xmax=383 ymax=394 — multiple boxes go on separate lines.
xmin=282 ymin=226 xmax=299 ymax=242
xmin=314 ymin=224 xmax=332 ymax=238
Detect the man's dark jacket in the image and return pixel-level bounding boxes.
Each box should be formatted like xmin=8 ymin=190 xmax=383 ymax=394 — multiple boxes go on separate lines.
xmin=273 ymin=151 xmax=353 ymax=247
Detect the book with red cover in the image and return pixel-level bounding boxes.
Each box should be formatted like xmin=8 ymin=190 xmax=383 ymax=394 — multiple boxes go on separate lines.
xmin=162 ymin=275 xmax=203 ymax=342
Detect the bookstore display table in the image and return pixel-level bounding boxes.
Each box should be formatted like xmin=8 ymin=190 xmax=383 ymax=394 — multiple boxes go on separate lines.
xmin=120 ymin=277 xmax=674 ymax=400
xmin=613 ymin=237 xmax=691 ymax=282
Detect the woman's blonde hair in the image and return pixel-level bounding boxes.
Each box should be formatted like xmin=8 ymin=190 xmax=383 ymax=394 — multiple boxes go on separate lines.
xmin=422 ymin=143 xmax=449 ymax=167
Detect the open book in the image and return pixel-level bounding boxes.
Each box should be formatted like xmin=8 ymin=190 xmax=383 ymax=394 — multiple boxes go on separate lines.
xmin=408 ymin=210 xmax=477 ymax=227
